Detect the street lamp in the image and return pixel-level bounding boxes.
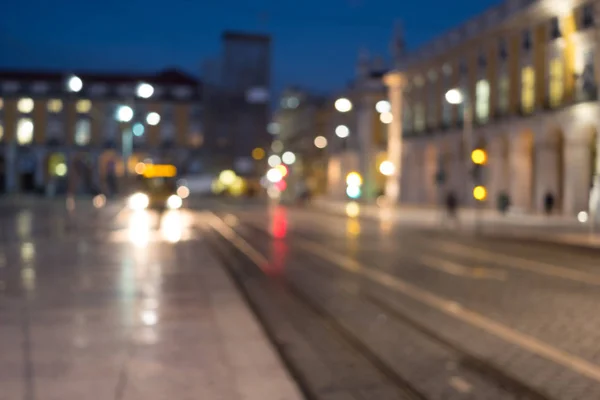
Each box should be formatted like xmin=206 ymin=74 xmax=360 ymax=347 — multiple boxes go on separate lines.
xmin=282 ymin=151 xmax=296 ymax=165
xmin=380 ymin=112 xmax=393 ymax=124
xmin=375 ymin=100 xmax=391 ymax=113
xmin=335 ymin=98 xmax=352 ymax=113
xmin=116 ymin=105 xmax=134 ymax=123
xmin=335 ymin=125 xmax=350 ymax=138
xmin=146 ymin=112 xmax=160 ymax=126
xmin=445 ymin=88 xmax=464 ymax=105
xmin=136 ymin=83 xmax=154 ymax=99
xmin=314 ymin=136 xmax=328 ymax=149
xmin=67 ymin=75 xmax=83 ymax=92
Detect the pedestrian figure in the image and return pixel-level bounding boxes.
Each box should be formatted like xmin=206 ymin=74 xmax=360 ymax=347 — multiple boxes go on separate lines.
xmin=446 ymin=191 xmax=458 ymax=223
xmin=544 ymin=192 xmax=555 ymax=215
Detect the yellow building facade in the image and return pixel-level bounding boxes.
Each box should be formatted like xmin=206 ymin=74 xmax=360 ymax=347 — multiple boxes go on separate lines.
xmin=0 ymin=70 xmax=202 ymax=194
xmin=394 ymin=0 xmax=598 ymax=214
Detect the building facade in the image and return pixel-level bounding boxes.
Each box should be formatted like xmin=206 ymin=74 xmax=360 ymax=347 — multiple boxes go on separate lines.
xmin=0 ymin=69 xmax=203 ymax=195
xmin=273 ymin=88 xmax=330 ymax=198
xmin=325 ymin=54 xmax=391 ymax=202
xmin=389 ymin=0 xmax=598 ymax=215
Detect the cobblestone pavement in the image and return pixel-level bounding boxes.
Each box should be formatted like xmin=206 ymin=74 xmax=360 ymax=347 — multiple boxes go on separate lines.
xmin=0 ymin=199 xmax=302 ymax=400
xmin=207 ymin=205 xmax=600 ymax=400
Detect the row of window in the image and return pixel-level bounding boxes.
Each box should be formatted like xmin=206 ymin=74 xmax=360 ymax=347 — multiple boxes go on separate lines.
xmin=0 ymin=120 xmax=205 ymax=147
xmin=0 ymin=81 xmax=196 ymax=99
xmin=0 ymin=119 xmax=92 ymax=146
xmin=408 ymin=5 xmax=595 ymax=91
xmin=404 ymin=54 xmax=596 ymax=133
xmin=0 ymin=98 xmax=203 ymax=120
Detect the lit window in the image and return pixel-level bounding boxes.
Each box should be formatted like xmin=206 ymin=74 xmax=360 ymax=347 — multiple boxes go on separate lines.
xmin=47 ymin=99 xmax=63 ymax=113
xmin=76 ymin=99 xmax=92 ymax=113
xmin=0 ymin=123 xmax=3 ymax=141
xmin=75 ymin=120 xmax=91 ymax=146
xmin=414 ymin=103 xmax=426 ymax=132
xmin=549 ymin=58 xmax=564 ymax=108
xmin=0 ymin=98 xmax=3 ymax=110
xmin=476 ymin=80 xmax=490 ymax=123
xmin=498 ymin=75 xmax=509 ymax=113
xmin=17 ymin=98 xmax=34 ymax=113
xmin=17 ymin=118 xmax=34 ymax=145
xmin=521 ymin=66 xmax=535 ymax=114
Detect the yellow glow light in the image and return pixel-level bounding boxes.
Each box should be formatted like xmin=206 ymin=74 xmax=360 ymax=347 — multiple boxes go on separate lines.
xmin=471 ymin=149 xmax=487 ymax=165
xmin=346 ymin=172 xmax=362 ymax=186
xmin=345 ymin=201 xmax=360 ymax=218
xmin=229 ymin=177 xmax=246 ymax=197
xmin=219 ymin=170 xmax=237 ymax=186
xmin=473 ymin=186 xmax=487 ymax=201
xmin=252 ymin=147 xmax=265 ymax=160
xmin=143 ymin=164 xmax=177 ymax=178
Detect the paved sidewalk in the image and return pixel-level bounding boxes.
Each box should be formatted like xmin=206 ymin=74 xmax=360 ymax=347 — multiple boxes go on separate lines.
xmin=312 ymin=198 xmax=600 ymax=249
xmin=0 ymin=210 xmax=303 ymax=400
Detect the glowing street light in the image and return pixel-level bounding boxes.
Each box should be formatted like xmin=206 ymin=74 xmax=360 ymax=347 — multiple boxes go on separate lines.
xmin=268 ymin=155 xmax=282 ymax=167
xmin=335 ymin=125 xmax=350 ymax=138
xmin=445 ymin=88 xmax=464 ymax=105
xmin=314 ymin=136 xmax=328 ymax=149
xmin=379 ymin=161 xmax=395 ymax=176
xmin=282 ymin=151 xmax=296 ymax=165
xmin=67 ymin=75 xmax=83 ymax=92
xmin=335 ymin=97 xmax=352 ymax=113
xmin=146 ymin=112 xmax=160 ymax=126
xmin=471 ymin=148 xmax=487 ymax=165
xmin=266 ymin=168 xmax=283 ymax=183
xmin=136 ymin=83 xmax=154 ymax=99
xmin=346 ymin=172 xmax=362 ymax=187
xmin=380 ymin=112 xmax=393 ymax=124
xmin=473 ymin=185 xmax=487 ymax=201
xmin=375 ymin=100 xmax=391 ymax=113
xmin=252 ymin=147 xmax=265 ymax=160
xmin=116 ymin=105 xmax=134 ymax=123
xmin=219 ymin=170 xmax=237 ymax=186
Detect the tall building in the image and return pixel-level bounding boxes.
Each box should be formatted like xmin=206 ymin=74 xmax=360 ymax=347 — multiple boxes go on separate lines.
xmin=0 ymin=69 xmax=202 ymax=194
xmin=203 ymin=31 xmax=271 ymax=177
xmin=388 ymin=0 xmax=598 ymax=215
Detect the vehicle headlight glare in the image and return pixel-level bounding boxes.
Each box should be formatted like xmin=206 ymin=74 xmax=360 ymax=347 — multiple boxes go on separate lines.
xmin=167 ymin=195 xmax=182 ymax=210
xmin=129 ymin=192 xmax=149 ymax=210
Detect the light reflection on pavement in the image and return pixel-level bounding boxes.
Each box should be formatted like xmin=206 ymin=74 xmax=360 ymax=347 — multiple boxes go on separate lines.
xmin=0 ymin=199 xmax=302 ymax=400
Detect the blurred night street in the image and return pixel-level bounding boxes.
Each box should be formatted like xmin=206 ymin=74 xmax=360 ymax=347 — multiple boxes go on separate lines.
xmin=3 ymin=198 xmax=600 ymax=399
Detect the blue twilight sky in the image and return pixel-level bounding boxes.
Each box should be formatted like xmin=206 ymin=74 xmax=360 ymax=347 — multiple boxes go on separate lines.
xmin=0 ymin=0 xmax=498 ymax=94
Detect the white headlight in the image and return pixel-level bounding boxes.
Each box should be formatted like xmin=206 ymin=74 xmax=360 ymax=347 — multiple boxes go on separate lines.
xmin=167 ymin=195 xmax=182 ymax=210
xmin=129 ymin=193 xmax=149 ymax=210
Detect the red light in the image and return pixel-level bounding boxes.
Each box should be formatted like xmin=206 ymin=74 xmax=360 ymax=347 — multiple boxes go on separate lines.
xmin=276 ymin=164 xmax=288 ymax=178
xmin=276 ymin=180 xmax=287 ymax=191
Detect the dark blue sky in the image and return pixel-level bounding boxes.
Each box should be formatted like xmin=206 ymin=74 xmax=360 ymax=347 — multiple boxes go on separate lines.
xmin=1 ymin=0 xmax=498 ymax=93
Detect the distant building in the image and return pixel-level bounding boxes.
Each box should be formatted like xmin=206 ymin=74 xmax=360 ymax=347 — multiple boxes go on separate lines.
xmin=203 ymin=31 xmax=271 ymax=177
xmin=0 ymin=69 xmax=202 ymax=194
xmin=273 ymin=88 xmax=330 ymax=198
